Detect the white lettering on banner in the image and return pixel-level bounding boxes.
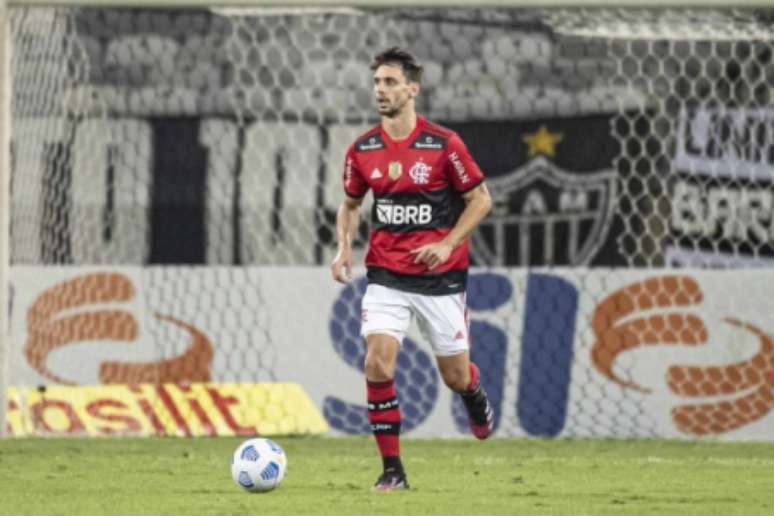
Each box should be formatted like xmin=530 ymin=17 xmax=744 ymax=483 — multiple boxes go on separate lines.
xmin=239 ymin=122 xmax=320 ymax=264
xmin=11 ymin=117 xmax=338 ymax=265
xmin=559 ymin=189 xmax=589 ymax=212
xmin=10 ymin=118 xmax=69 ymax=262
xmin=671 ymin=179 xmax=774 ymax=242
xmin=522 ymin=190 xmax=547 ymax=214
xmin=675 ymin=108 xmax=774 ymax=180
xmin=200 ymin=119 xmax=239 ymax=264
xmin=376 ymin=203 xmax=432 ymax=225
xmin=71 ymin=119 xmax=152 ymax=264
xmin=448 ymin=151 xmax=470 ymax=184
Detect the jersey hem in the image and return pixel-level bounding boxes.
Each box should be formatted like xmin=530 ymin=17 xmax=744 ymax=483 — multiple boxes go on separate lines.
xmin=366 ymin=267 xmax=467 ymax=296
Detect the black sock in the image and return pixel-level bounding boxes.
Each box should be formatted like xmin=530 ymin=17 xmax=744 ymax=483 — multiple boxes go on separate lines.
xmin=461 ymin=384 xmax=490 ymax=424
xmin=383 ymin=456 xmax=404 ymax=473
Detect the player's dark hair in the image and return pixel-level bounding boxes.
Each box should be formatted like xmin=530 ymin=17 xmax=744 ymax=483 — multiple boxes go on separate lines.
xmin=370 ymin=47 xmax=423 ymax=84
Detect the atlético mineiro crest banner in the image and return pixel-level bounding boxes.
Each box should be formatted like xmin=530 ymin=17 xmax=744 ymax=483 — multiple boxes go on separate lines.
xmin=445 ymin=115 xmax=627 ymax=266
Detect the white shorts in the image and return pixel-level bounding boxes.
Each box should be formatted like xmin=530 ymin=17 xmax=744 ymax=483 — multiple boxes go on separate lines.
xmin=360 ymin=283 xmax=470 ymax=357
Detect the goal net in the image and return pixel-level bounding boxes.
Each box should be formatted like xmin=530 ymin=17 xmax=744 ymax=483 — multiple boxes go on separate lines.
xmin=3 ymin=5 xmax=774 ymax=439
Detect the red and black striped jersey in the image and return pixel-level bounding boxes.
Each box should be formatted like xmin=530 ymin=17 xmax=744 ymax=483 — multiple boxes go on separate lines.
xmin=343 ymin=115 xmax=485 ymax=295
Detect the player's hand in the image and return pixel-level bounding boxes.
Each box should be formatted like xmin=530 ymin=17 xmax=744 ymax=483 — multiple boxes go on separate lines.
xmin=410 ymin=241 xmax=454 ymax=270
xmin=331 ymin=248 xmax=353 ymax=283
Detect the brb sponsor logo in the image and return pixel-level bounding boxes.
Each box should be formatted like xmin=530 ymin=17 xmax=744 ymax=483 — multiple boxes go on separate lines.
xmin=25 ymin=272 xmax=213 ymax=385
xmin=375 ymin=200 xmax=432 ymax=225
xmin=325 ymin=273 xmax=774 ymax=437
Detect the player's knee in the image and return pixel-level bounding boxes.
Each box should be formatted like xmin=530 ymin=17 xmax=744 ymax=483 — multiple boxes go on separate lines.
xmin=441 ymin=370 xmax=469 ymax=392
xmin=364 ymin=353 xmax=394 ymax=381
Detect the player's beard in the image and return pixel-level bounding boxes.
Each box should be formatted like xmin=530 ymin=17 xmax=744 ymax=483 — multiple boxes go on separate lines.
xmin=377 ymin=95 xmax=408 ymax=119
xmin=380 ymin=106 xmax=399 ymax=118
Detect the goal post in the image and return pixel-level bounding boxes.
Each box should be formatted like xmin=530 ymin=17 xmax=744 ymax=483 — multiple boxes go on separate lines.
xmin=2 ymin=2 xmax=774 ymax=440
xmin=1 ymin=0 xmax=11 ymax=438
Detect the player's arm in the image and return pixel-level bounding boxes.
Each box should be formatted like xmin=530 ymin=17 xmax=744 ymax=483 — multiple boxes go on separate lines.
xmin=331 ymin=195 xmax=363 ymax=283
xmin=411 ymin=183 xmax=492 ymax=270
xmin=333 ymin=147 xmax=368 ymax=283
xmin=443 ymin=182 xmax=492 ymax=249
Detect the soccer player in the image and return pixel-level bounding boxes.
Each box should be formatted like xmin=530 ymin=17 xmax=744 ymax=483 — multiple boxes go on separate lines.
xmin=330 ymin=47 xmax=494 ymax=492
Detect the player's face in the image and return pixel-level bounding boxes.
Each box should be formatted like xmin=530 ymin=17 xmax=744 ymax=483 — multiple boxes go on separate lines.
xmin=373 ymin=63 xmax=418 ymax=118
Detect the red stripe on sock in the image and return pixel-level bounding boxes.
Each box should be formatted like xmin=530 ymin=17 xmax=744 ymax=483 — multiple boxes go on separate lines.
xmin=369 ymin=410 xmax=399 ymax=423
xmin=467 ymin=362 xmax=480 ymax=392
xmin=367 ymin=379 xmax=400 ymax=458
xmin=367 ymin=379 xmax=396 ymax=401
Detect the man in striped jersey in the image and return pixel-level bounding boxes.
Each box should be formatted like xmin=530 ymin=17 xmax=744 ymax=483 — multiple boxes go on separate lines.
xmin=331 ymin=47 xmax=494 ymax=492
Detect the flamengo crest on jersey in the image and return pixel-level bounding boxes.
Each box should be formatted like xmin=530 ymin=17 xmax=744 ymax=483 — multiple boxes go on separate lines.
xmin=409 ymin=160 xmax=432 ymax=184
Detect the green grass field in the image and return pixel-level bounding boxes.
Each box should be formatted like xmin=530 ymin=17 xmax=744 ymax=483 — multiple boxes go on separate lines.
xmin=1 ymin=436 xmax=772 ymax=516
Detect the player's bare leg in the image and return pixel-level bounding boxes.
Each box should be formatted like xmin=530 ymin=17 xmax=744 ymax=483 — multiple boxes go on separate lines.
xmin=364 ymin=333 xmax=409 ymax=491
xmin=436 ymin=351 xmax=494 ymax=439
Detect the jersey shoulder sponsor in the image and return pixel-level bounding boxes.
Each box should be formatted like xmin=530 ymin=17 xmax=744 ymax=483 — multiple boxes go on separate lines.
xmin=410 ymin=120 xmax=453 ymax=150
xmin=353 ymin=127 xmax=385 ymax=153
xmin=422 ymin=119 xmax=455 ymax=138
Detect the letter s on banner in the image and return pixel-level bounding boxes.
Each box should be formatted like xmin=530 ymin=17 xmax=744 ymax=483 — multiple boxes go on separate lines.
xmin=324 ymin=277 xmax=439 ymax=434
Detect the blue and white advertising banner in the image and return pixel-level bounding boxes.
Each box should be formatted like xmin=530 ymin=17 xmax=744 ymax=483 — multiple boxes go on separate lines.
xmin=8 ymin=266 xmax=774 ymax=441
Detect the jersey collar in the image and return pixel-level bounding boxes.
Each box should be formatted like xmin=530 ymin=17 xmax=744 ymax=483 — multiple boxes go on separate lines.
xmin=380 ymin=115 xmax=426 ymax=148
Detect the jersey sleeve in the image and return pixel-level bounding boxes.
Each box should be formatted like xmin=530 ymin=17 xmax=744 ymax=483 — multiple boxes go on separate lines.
xmin=342 ymin=145 xmax=369 ymax=198
xmin=445 ymin=133 xmax=485 ymax=193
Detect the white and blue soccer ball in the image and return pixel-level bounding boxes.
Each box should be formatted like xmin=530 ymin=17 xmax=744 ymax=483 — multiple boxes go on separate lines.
xmin=230 ymin=438 xmax=288 ymax=493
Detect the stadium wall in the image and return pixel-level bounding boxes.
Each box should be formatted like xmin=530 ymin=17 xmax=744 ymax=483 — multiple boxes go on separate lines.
xmin=8 ymin=266 xmax=774 ymax=441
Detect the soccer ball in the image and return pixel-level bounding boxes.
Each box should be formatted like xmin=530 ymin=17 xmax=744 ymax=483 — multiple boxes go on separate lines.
xmin=230 ymin=438 xmax=288 ymax=493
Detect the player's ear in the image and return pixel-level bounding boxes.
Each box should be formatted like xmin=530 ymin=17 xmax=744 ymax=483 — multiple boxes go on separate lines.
xmin=409 ymin=81 xmax=420 ymax=98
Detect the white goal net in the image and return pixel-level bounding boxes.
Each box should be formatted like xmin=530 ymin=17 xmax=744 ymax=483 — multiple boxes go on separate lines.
xmin=3 ymin=5 xmax=774 ymax=439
